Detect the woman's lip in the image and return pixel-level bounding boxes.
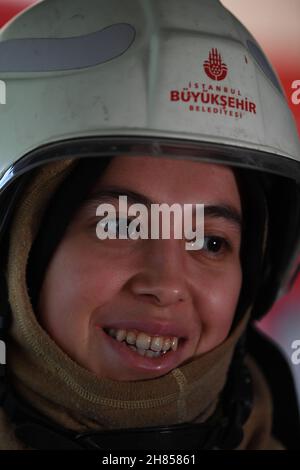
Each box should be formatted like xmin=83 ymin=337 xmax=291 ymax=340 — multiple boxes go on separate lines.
xmin=98 ymin=319 xmax=188 ymax=339
xmin=99 ymin=327 xmax=188 ymax=374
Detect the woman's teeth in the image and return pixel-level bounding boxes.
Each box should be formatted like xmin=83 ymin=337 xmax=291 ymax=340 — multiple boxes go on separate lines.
xmin=106 ymin=328 xmax=179 ymax=358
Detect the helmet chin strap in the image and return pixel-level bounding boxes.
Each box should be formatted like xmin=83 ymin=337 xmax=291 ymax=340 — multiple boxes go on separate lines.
xmin=0 ymin=334 xmax=252 ymax=450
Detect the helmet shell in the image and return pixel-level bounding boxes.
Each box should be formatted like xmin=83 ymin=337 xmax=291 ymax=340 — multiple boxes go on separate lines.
xmin=0 ymin=0 xmax=298 ymax=175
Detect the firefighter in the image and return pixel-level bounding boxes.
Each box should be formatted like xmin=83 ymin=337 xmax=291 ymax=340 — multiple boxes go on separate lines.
xmin=0 ymin=0 xmax=299 ymax=450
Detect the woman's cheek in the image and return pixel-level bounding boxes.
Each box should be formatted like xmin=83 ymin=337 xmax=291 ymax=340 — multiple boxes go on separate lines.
xmin=195 ymin=266 xmax=242 ymax=354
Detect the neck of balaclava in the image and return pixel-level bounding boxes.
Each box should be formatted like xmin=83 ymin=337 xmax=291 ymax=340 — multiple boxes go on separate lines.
xmin=6 ymin=314 xmax=249 ymax=434
xmin=6 ymin=160 xmax=251 ymax=434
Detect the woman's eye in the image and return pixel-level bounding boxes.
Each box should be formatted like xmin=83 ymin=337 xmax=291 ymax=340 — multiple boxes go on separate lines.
xmin=202 ymin=236 xmax=229 ymax=255
xmin=98 ymin=217 xmax=138 ymax=238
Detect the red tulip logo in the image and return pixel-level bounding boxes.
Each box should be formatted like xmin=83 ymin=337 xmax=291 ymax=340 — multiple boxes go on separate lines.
xmin=203 ymin=48 xmax=228 ymax=81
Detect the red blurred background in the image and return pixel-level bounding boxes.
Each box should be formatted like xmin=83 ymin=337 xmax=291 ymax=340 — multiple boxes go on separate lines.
xmin=0 ymin=0 xmax=299 ymax=398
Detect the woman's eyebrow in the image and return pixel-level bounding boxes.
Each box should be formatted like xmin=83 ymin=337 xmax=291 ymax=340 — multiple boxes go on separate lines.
xmin=86 ymin=186 xmax=153 ymax=210
xmin=204 ymin=205 xmax=242 ymax=230
xmin=84 ymin=186 xmax=242 ymax=229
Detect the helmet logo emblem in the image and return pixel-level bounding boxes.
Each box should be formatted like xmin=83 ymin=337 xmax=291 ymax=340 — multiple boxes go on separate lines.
xmin=203 ymin=48 xmax=228 ymax=81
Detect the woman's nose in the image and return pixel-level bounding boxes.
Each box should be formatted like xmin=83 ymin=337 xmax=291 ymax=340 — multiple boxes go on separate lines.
xmin=127 ymin=239 xmax=191 ymax=307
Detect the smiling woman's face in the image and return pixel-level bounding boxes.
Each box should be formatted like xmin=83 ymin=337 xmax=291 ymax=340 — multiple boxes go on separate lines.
xmin=38 ymin=156 xmax=242 ymax=381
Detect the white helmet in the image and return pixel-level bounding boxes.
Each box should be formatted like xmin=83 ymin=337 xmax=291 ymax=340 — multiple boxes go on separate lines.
xmin=0 ymin=0 xmax=299 ymax=319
